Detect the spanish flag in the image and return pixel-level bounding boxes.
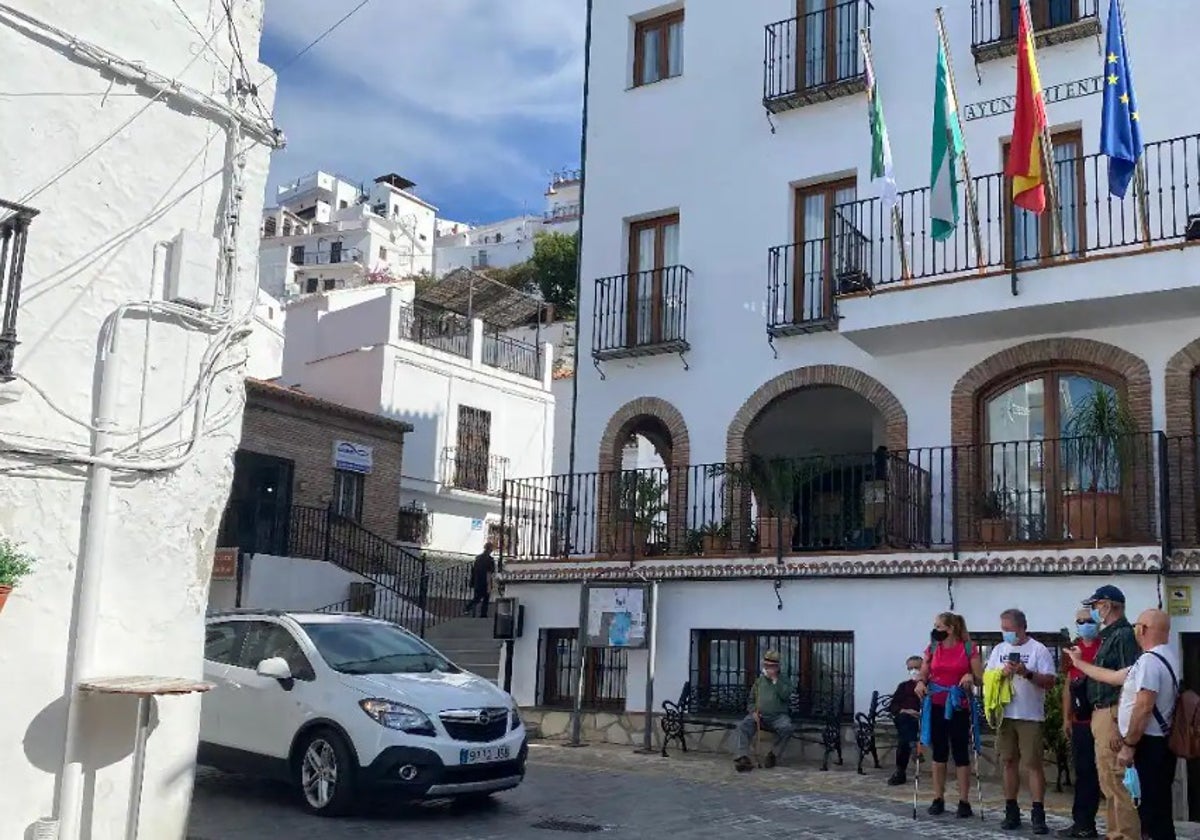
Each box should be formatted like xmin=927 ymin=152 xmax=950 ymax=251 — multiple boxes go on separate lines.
xmin=1006 ymin=0 xmax=1048 ymax=213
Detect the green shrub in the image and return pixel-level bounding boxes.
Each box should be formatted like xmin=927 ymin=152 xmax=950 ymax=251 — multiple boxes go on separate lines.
xmin=0 ymin=537 xmax=35 ymax=589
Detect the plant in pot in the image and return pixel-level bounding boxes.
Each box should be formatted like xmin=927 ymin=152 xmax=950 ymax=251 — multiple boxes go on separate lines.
xmin=612 ymin=471 xmax=667 ymax=558
xmin=976 ymin=482 xmax=1012 ymax=545
xmin=1061 ymin=386 xmax=1137 ymax=542
xmin=721 ymin=456 xmax=806 ymax=555
xmin=699 ymin=519 xmax=732 ymax=555
xmin=0 ymin=537 xmax=35 ymax=614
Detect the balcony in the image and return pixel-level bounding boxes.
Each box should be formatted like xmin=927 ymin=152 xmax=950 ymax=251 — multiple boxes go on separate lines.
xmin=544 ymin=204 xmax=581 ymax=224
xmin=766 ymin=241 xmax=842 ymax=337
xmin=592 ymin=266 xmax=690 ymax=362
xmin=442 ymin=447 xmax=509 ymax=497
xmin=763 ymin=0 xmax=870 ymax=114
xmin=972 ymin=0 xmax=1100 ymax=63
xmin=291 ymin=247 xmax=362 ymax=267
xmin=397 ymin=304 xmax=472 ymax=358
xmin=502 ymin=432 xmax=1194 ymax=564
xmin=1 ymin=200 xmax=38 ymax=381
xmin=481 ymin=331 xmax=541 ymax=380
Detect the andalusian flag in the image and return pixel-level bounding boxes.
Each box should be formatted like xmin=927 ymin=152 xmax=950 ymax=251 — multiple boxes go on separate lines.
xmin=930 ymin=39 xmax=964 ymax=241
xmin=1007 ymin=0 xmax=1048 ymax=213
xmin=864 ymin=51 xmax=897 ymax=214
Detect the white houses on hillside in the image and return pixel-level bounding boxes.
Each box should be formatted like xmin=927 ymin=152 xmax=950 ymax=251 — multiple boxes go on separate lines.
xmin=278 ymin=271 xmax=555 ymax=558
xmin=500 ymin=0 xmax=1200 ymax=777
xmin=259 ymin=171 xmax=437 ymax=300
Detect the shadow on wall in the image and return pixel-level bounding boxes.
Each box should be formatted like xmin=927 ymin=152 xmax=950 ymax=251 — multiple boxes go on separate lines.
xmin=385 ymin=408 xmax=441 ymax=479
xmin=23 ymin=692 xmax=159 ymax=838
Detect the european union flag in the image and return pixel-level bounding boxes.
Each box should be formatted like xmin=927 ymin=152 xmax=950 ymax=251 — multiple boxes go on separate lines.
xmin=1099 ymin=0 xmax=1143 ymax=198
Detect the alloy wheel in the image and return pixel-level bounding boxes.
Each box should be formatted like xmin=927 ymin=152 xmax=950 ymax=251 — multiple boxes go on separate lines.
xmin=301 ymin=738 xmax=339 ymax=810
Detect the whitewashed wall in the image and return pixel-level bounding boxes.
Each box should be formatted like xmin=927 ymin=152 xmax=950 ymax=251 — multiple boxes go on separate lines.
xmin=0 ymin=0 xmax=273 ymax=836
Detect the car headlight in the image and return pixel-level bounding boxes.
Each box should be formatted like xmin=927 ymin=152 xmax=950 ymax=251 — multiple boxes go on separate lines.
xmin=359 ymin=699 xmax=435 ymax=735
xmin=510 ymin=703 xmax=523 ymax=731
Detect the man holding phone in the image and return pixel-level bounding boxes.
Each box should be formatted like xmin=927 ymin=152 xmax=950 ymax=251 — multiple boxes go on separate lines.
xmin=986 ymin=608 xmax=1057 ymax=834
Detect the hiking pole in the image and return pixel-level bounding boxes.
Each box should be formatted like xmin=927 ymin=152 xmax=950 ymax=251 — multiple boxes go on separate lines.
xmin=912 ymin=745 xmax=921 ymax=820
xmin=972 ymin=694 xmax=984 ymax=822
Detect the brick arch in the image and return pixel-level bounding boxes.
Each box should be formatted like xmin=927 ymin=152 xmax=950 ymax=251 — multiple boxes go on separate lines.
xmin=1164 ymin=338 xmax=1200 ymax=546
xmin=1165 ymin=337 xmax=1200 ymax=439
xmin=597 ymin=396 xmax=691 ymax=474
xmin=725 ymin=365 xmax=909 ymax=464
xmin=596 ymin=397 xmax=691 ymax=556
xmin=949 ymin=337 xmax=1152 ymax=447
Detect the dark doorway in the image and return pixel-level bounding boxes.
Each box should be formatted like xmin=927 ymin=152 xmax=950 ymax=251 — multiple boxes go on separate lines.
xmin=1181 ymin=631 xmax=1200 ymax=822
xmin=219 ymin=450 xmax=295 ymax=556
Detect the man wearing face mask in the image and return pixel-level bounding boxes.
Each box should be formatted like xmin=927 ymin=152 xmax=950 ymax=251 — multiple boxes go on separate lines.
xmin=1079 ymin=585 xmax=1142 ymax=840
xmin=985 ymin=608 xmax=1056 ymax=833
xmin=1056 ymin=608 xmax=1102 ymax=838
xmin=731 ymin=650 xmax=794 ymax=772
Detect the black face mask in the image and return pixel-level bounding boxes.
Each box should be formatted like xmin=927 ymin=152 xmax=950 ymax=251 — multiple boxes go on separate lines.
xmin=930 ymin=628 xmax=949 ymax=643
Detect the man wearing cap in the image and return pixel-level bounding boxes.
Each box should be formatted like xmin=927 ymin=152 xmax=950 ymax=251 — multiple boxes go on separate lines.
xmin=731 ymin=650 xmax=795 ymax=772
xmin=1081 ymin=585 xmax=1142 ymax=840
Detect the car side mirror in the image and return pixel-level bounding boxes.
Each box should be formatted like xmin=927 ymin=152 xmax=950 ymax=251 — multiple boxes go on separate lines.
xmin=256 ymin=656 xmax=293 ymax=682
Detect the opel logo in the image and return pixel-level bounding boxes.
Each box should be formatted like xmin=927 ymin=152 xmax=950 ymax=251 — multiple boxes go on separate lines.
xmin=477 ymin=711 xmax=490 ymax=725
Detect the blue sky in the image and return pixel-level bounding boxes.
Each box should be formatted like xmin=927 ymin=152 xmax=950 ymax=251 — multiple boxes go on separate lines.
xmin=259 ymin=0 xmax=585 ymax=224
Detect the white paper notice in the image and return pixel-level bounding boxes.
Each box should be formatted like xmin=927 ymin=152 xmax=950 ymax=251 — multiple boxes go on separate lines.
xmin=587 ymin=610 xmax=603 ymax=636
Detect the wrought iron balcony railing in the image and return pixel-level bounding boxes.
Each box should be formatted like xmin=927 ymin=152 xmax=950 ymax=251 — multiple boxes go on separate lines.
xmin=502 ymin=432 xmax=1185 ymax=562
xmin=816 ymin=132 xmax=1200 ymax=296
xmin=971 ymin=0 xmax=1100 ymax=61
xmin=544 ymin=204 xmax=581 ymax=223
xmin=481 ymin=331 xmax=541 ymax=380
xmin=397 ymin=304 xmax=472 ymax=358
xmin=443 ymin=447 xmax=509 ymax=496
xmin=291 ymin=247 xmax=362 ymax=266
xmin=763 ymin=0 xmax=870 ymax=113
xmin=592 ymin=265 xmax=690 ymax=361
xmin=1 ymin=200 xmax=38 ymax=381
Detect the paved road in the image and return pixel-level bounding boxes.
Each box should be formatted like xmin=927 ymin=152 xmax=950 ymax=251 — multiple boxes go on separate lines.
xmin=189 ymin=751 xmax=1083 ymax=839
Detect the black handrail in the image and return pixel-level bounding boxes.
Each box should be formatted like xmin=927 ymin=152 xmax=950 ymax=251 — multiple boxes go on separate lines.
xmin=592 ymin=265 xmax=690 ymax=358
xmin=0 ymin=199 xmax=39 ymax=381
xmin=763 ymin=0 xmax=871 ymax=104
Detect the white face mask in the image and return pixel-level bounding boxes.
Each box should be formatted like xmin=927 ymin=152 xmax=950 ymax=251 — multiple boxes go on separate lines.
xmin=908 ymin=669 xmax=921 ymax=680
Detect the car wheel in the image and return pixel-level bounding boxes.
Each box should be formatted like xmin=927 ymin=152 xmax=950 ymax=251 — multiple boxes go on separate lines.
xmin=295 ymin=728 xmax=357 ymax=816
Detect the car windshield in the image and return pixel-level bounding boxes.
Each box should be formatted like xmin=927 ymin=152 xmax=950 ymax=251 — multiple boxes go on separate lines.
xmin=300 ymin=621 xmax=459 ymax=675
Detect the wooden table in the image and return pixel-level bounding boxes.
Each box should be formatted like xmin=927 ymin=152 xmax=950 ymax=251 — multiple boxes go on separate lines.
xmin=78 ymin=676 xmax=214 ymax=840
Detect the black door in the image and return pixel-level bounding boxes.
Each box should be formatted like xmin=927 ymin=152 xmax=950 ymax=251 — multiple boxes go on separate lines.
xmin=1182 ymin=631 xmax=1200 ymax=822
xmin=220 ymin=450 xmax=295 ymax=555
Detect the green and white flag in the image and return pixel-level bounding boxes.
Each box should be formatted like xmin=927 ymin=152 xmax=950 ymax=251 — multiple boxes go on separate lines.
xmin=930 ymin=39 xmax=965 ymax=242
xmin=864 ymin=49 xmax=897 ymax=214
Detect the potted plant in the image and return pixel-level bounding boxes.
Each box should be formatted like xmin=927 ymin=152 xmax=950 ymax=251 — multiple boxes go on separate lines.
xmin=699 ymin=519 xmax=731 ymax=555
xmin=720 ymin=456 xmax=807 ymax=554
xmin=1061 ymin=386 xmax=1137 ymax=541
xmin=611 ymin=471 xmax=667 ymax=558
xmin=0 ymin=537 xmax=35 ymax=614
xmin=976 ymin=482 xmax=1011 ymax=545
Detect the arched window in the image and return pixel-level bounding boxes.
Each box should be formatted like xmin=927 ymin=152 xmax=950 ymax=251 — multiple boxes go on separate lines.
xmin=980 ymin=368 xmax=1122 ymax=542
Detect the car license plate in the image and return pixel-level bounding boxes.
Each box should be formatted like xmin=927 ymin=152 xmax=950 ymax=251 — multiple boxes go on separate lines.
xmin=460 ymin=745 xmax=511 ymax=765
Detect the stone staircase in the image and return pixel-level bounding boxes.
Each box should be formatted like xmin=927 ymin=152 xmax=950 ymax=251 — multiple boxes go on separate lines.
xmin=423 ymin=616 xmax=503 ymax=684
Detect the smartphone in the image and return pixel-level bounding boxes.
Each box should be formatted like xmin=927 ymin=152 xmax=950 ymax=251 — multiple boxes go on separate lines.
xmin=1008 ymin=651 xmax=1021 ymax=664
xmin=1061 ymin=626 xmax=1072 ymax=641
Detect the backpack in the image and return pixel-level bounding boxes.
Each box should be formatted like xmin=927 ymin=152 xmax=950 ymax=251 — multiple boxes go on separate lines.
xmin=1147 ymin=651 xmax=1200 ymax=759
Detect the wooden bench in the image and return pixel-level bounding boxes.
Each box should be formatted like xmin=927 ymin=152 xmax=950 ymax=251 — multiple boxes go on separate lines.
xmin=854 ymin=689 xmax=1073 ymax=791
xmin=659 ymin=681 xmax=845 ymax=771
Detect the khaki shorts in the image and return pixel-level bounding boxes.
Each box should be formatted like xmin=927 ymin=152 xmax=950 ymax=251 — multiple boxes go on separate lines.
xmin=997 ymin=718 xmax=1044 ymax=770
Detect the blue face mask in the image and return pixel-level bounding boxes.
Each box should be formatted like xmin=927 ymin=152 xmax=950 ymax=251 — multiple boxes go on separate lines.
xmin=1090 ymin=606 xmax=1103 ymax=625
xmin=1123 ymin=766 xmax=1141 ymax=806
xmin=1077 ymin=621 xmax=1099 ymax=640
xmin=1002 ymin=631 xmax=1019 ymax=645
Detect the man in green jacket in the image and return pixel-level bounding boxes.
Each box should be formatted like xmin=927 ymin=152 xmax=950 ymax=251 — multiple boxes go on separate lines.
xmin=732 ymin=650 xmax=795 ymax=771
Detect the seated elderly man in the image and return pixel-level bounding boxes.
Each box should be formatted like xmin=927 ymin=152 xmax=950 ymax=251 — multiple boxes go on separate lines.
xmin=731 ymin=650 xmax=794 ymax=772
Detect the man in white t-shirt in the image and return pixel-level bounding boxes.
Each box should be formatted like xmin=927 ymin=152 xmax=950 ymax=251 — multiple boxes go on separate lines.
xmin=985 ymin=608 xmax=1057 ymax=834
xmin=1069 ymin=609 xmax=1179 ymax=840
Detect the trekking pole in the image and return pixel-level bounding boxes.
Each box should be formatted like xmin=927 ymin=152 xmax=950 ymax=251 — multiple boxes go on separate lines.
xmin=912 ymin=745 xmax=920 ymax=820
xmin=973 ymin=693 xmax=984 ymax=821
xmin=753 ymin=684 xmax=763 ymax=768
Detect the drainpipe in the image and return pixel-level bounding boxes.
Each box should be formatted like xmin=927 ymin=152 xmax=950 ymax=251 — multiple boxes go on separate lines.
xmin=55 ymin=311 xmax=123 ymax=840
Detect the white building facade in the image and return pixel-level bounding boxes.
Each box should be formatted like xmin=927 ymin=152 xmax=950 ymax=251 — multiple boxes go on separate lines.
xmin=499 ymin=0 xmax=1200 ymax=782
xmin=259 ymin=171 xmax=436 ymax=301
xmin=279 ymin=279 xmax=555 ymax=559
xmin=0 ymin=1 xmax=275 ymax=837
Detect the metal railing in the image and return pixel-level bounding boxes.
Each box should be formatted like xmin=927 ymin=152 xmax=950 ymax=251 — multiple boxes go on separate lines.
xmin=1 ymin=200 xmax=38 ymax=380
xmin=544 ymin=204 xmax=581 ymax=223
xmin=767 ymin=242 xmax=838 ymax=333
xmin=443 ymin=447 xmax=510 ymax=496
xmin=292 ymin=248 xmax=362 ymax=266
xmin=481 ymin=331 xmax=541 ymax=379
xmin=826 ymin=132 xmax=1200 ymax=294
xmin=288 ymin=504 xmax=425 ymax=581
xmin=592 ymin=265 xmax=690 ymax=359
xmin=397 ymin=304 xmax=471 ymax=358
xmin=502 ymin=432 xmax=1172 ymax=562
xmin=764 ymin=0 xmax=870 ymax=106
xmin=972 ymin=0 xmax=1099 ymax=53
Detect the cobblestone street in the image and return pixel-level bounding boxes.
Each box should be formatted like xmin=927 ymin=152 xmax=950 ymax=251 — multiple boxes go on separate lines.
xmin=187 ymin=742 xmax=1200 ymax=839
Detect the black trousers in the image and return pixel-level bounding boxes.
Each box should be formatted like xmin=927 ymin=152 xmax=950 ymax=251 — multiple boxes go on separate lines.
xmin=1134 ymin=735 xmax=1176 ymax=840
xmin=894 ymin=714 xmax=919 ymax=771
xmin=1071 ymin=721 xmax=1100 ymax=830
xmin=466 ymin=584 xmax=490 ymax=617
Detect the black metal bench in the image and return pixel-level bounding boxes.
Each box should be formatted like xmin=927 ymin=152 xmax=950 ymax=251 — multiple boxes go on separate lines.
xmin=659 ymin=681 xmax=845 ymax=771
xmin=854 ymin=689 xmax=1074 ymax=791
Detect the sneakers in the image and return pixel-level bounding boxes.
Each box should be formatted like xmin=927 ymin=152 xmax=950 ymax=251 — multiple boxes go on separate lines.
xmin=1001 ymin=801 xmax=1022 ymax=831
xmin=733 ymin=756 xmax=753 ymax=772
xmin=886 ymin=770 xmax=906 ymax=786
xmin=955 ymin=800 xmax=973 ymax=819
xmin=763 ymin=752 xmax=777 ymax=769
xmin=1030 ymin=803 xmax=1048 ymax=836
xmin=928 ymin=798 xmax=945 ymax=816
xmin=1054 ymin=826 xmax=1098 ymax=838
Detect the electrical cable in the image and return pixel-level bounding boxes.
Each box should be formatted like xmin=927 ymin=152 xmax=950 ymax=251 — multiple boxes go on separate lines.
xmin=258 ymin=0 xmax=373 ymax=83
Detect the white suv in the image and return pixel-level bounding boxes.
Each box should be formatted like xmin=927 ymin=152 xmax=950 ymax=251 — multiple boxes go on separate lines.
xmin=198 ymin=610 xmax=527 ymax=815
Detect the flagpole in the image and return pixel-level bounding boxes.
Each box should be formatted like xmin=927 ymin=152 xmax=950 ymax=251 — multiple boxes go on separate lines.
xmin=1116 ymin=0 xmax=1152 ymax=245
xmin=1019 ymin=0 xmax=1066 ymax=256
xmin=934 ymin=8 xmax=985 ymax=271
xmin=858 ymin=29 xmax=910 ymax=283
